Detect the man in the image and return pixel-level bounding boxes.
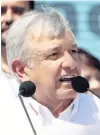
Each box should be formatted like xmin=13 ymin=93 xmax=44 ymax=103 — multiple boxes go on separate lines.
xmin=1 ymin=0 xmax=34 ymax=73
xmin=5 ymin=7 xmax=100 ymax=134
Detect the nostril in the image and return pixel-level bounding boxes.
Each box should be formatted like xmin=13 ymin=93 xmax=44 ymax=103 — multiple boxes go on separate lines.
xmin=6 ymin=20 xmax=13 ymax=26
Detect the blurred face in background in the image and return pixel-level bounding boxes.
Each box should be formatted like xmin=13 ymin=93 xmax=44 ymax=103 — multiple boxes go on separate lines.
xmin=1 ymin=1 xmax=30 ymax=45
xmin=81 ymin=65 xmax=100 ymax=95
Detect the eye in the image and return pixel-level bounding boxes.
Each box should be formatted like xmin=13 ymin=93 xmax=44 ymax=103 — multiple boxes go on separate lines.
xmin=71 ymin=49 xmax=78 ymax=54
xmin=1 ymin=6 xmax=7 ymax=15
xmin=70 ymin=49 xmax=79 ymax=59
xmin=52 ymin=52 xmax=59 ymax=56
xmin=12 ymin=7 xmax=26 ymax=15
xmin=48 ymin=52 xmax=60 ymax=60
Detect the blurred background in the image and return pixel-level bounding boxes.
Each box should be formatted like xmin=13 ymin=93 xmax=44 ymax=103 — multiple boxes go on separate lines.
xmin=35 ymin=0 xmax=100 ymax=60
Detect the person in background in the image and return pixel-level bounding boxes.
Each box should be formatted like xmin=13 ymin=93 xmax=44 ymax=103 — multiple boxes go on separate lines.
xmin=78 ymin=48 xmax=100 ymax=96
xmin=5 ymin=7 xmax=100 ymax=134
xmin=0 ymin=1 xmax=35 ymax=135
xmin=1 ymin=0 xmax=35 ymax=96
xmin=1 ymin=0 xmax=34 ymax=73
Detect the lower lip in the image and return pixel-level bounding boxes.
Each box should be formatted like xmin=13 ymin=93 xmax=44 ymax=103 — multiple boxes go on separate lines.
xmin=2 ymin=30 xmax=8 ymax=37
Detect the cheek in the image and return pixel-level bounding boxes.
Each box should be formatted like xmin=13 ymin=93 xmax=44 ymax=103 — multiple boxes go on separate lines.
xmin=39 ymin=65 xmax=57 ymax=85
xmin=2 ymin=31 xmax=7 ymax=37
xmin=77 ymin=66 xmax=81 ymax=76
xmin=41 ymin=61 xmax=60 ymax=79
xmin=76 ymin=61 xmax=81 ymax=75
xmin=46 ymin=62 xmax=61 ymax=83
xmin=1 ymin=17 xmax=4 ymax=22
xmin=14 ymin=15 xmax=22 ymax=20
xmin=29 ymin=62 xmax=61 ymax=97
xmin=30 ymin=65 xmax=54 ymax=86
xmin=36 ymin=63 xmax=60 ymax=93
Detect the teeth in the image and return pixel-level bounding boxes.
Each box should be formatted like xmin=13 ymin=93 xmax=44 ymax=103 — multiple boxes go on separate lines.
xmin=62 ymin=75 xmax=74 ymax=79
xmin=59 ymin=75 xmax=75 ymax=82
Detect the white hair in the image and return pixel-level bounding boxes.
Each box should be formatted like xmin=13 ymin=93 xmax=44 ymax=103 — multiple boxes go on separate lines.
xmin=6 ymin=6 xmax=71 ymax=71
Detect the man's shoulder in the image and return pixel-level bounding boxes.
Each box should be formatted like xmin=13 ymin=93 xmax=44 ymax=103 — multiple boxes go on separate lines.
xmin=0 ymin=71 xmax=14 ymax=86
xmin=79 ymin=93 xmax=100 ymax=111
xmin=0 ymin=70 xmax=20 ymax=97
xmin=71 ymin=93 xmax=100 ymax=124
xmin=79 ymin=93 xmax=100 ymax=102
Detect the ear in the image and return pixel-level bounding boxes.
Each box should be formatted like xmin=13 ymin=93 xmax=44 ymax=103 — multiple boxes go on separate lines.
xmin=12 ymin=59 xmax=29 ymax=82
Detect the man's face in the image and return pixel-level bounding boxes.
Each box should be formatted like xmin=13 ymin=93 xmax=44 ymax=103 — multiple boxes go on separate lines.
xmin=24 ymin=31 xmax=80 ymax=103
xmin=1 ymin=1 xmax=30 ymax=45
xmin=81 ymin=65 xmax=100 ymax=94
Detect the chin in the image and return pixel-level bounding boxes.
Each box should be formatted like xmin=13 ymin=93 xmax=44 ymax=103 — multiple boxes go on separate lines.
xmin=68 ymin=92 xmax=78 ymax=98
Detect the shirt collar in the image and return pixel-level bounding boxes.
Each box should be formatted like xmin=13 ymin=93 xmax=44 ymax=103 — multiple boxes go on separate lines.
xmin=24 ymin=97 xmax=54 ymax=125
xmin=23 ymin=97 xmax=41 ymax=115
xmin=59 ymin=94 xmax=80 ymax=121
xmin=24 ymin=94 xmax=80 ymax=124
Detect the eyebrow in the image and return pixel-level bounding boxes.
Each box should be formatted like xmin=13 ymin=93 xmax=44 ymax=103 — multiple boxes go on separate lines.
xmin=42 ymin=43 xmax=78 ymax=54
xmin=32 ymin=45 xmax=60 ymax=58
xmin=43 ymin=45 xmax=61 ymax=54
xmin=34 ymin=43 xmax=78 ymax=58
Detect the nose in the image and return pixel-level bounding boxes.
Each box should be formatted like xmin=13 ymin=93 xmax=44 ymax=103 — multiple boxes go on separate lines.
xmin=5 ymin=8 xmax=13 ymax=25
xmin=62 ymin=52 xmax=77 ymax=70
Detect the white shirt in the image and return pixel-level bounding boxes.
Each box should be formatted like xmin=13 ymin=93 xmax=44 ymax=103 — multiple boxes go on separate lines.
xmin=0 ymin=71 xmax=34 ymax=135
xmin=24 ymin=94 xmax=100 ymax=126
xmin=0 ymin=71 xmax=100 ymax=135
xmin=22 ymin=94 xmax=100 ymax=134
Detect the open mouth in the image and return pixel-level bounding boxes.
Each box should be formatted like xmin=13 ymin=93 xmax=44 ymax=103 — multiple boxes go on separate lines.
xmin=59 ymin=76 xmax=75 ymax=82
xmin=2 ymin=29 xmax=8 ymax=33
xmin=1 ymin=27 xmax=9 ymax=33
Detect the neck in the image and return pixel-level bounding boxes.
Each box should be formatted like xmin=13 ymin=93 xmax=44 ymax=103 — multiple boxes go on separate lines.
xmin=51 ymin=99 xmax=74 ymax=117
xmin=33 ymin=94 xmax=74 ymax=118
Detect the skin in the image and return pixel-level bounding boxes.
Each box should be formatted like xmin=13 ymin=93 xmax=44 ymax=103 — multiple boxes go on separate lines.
xmin=1 ymin=1 xmax=30 ymax=73
xmin=12 ymin=30 xmax=80 ymax=117
xmin=81 ymin=65 xmax=100 ymax=96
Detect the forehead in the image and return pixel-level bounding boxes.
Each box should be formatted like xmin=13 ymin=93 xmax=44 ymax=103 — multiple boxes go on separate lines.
xmin=1 ymin=1 xmax=29 ymax=8
xmin=27 ymin=30 xmax=76 ymax=51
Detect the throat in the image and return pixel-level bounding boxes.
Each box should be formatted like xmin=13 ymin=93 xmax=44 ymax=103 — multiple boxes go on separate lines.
xmin=51 ymin=99 xmax=74 ymax=118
